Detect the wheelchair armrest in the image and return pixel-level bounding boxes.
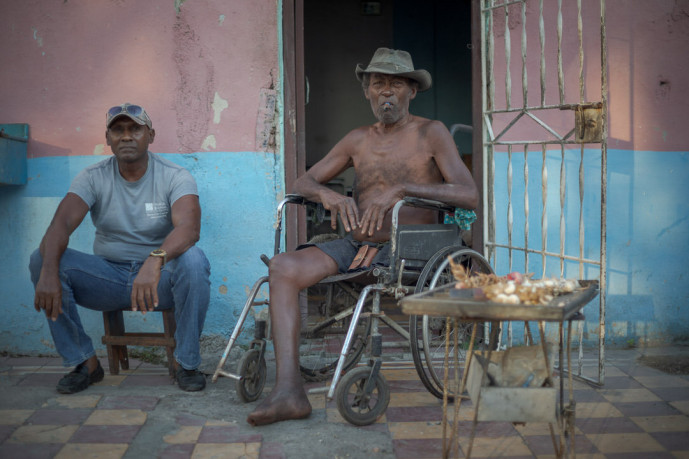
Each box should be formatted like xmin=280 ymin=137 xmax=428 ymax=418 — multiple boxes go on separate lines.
xmin=401 ymin=196 xmax=456 ymax=214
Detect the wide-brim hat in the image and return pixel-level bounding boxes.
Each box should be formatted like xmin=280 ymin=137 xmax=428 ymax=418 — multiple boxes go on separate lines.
xmin=355 ymin=48 xmax=432 ymax=92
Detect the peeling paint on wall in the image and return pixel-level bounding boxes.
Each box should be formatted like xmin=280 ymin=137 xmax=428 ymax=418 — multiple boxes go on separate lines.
xmin=212 ymin=92 xmax=228 ymax=125
xmin=93 ymin=144 xmax=105 ymax=155
xmin=256 ymin=87 xmax=277 ymax=153
xmin=31 ymin=27 xmax=43 ymax=47
xmin=201 ymin=135 xmax=216 ymax=151
xmin=173 ymin=16 xmax=213 ymax=153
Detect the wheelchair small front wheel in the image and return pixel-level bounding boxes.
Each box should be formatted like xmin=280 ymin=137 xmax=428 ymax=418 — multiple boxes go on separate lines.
xmin=235 ymin=349 xmax=267 ymax=403
xmin=335 ymin=366 xmax=390 ymax=426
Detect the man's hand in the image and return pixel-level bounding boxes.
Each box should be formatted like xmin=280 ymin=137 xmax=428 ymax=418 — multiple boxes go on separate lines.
xmin=34 ymin=274 xmax=63 ymax=321
xmin=359 ymin=185 xmax=404 ymax=237
xmin=321 ymin=193 xmax=360 ymax=233
xmin=131 ymin=258 xmax=163 ymax=314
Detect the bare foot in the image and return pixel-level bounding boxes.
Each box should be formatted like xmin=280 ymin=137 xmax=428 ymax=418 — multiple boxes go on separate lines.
xmin=247 ymin=385 xmax=312 ymax=426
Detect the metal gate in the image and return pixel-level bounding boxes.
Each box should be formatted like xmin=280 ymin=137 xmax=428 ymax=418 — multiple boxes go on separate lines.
xmin=480 ymin=0 xmax=607 ymax=385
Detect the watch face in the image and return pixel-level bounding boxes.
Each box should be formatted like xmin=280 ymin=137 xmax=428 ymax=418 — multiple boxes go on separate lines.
xmin=152 ymin=249 xmax=165 ymax=256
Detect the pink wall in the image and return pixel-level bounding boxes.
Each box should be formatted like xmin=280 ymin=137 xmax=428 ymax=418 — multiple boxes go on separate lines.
xmin=486 ymin=0 xmax=688 ymax=153
xmin=0 ymin=0 xmax=278 ymax=157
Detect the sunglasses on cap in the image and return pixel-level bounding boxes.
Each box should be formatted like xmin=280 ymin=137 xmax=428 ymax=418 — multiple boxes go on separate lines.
xmin=106 ymin=103 xmax=152 ymax=129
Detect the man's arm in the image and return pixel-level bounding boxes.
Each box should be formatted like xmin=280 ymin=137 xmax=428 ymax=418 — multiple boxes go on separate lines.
xmin=293 ymin=133 xmax=362 ymax=232
xmin=34 ymin=193 xmax=89 ymax=321
xmin=131 ymin=194 xmax=201 ymax=313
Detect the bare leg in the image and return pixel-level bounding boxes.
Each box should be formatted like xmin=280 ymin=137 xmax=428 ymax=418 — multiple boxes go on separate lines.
xmin=247 ymin=248 xmax=338 ymax=426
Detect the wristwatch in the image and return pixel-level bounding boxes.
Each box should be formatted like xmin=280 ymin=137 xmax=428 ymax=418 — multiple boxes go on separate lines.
xmin=149 ymin=248 xmax=167 ymax=267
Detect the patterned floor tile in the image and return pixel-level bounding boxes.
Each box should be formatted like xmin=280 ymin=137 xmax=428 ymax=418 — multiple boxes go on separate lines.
xmin=635 ymin=375 xmax=689 ymax=388
xmin=0 ymin=409 xmax=34 ymax=425
xmin=670 ymin=400 xmax=689 ymax=415
xmin=159 ymin=443 xmax=195 ymax=458
xmin=55 ymin=443 xmax=128 ymax=459
xmin=50 ymin=395 xmax=102 ymax=409
xmin=9 ymin=424 xmax=79 ymax=443
xmin=83 ymin=409 xmax=147 ymax=425
xmin=385 ymin=406 xmax=444 ymax=422
xmin=27 ymin=408 xmax=93 ymax=425
xmin=389 ymin=391 xmax=441 ymax=407
xmin=574 ymin=401 xmax=624 ymax=418
xmin=600 ymin=388 xmax=662 ymax=403
xmin=197 ymin=425 xmax=262 ymax=443
xmin=164 ymin=425 xmax=203 ymax=444
xmin=70 ymin=424 xmax=142 ymax=443
xmin=631 ymin=414 xmax=689 ymax=432
xmin=392 ymin=438 xmax=448 ymax=459
xmin=192 ymin=442 xmax=260 ymax=459
xmin=388 ymin=420 xmax=444 ymax=439
xmin=460 ymin=434 xmax=533 ymax=457
xmin=585 ymin=432 xmax=664 ymax=453
xmin=612 ymin=401 xmax=683 ymax=417
xmin=258 ymin=441 xmax=286 ymax=459
xmin=0 ymin=442 xmax=64 ymax=459
xmin=575 ymin=416 xmax=644 ymax=434
xmin=649 ymin=387 xmax=689 ymax=401
xmin=649 ymin=431 xmax=689 ymax=450
xmin=98 ymin=395 xmax=160 ymax=411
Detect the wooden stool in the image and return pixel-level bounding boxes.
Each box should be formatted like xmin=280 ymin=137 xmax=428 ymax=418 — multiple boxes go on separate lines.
xmin=101 ymin=309 xmax=177 ymax=377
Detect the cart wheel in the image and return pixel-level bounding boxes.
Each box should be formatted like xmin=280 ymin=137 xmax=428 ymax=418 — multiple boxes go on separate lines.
xmin=235 ymin=349 xmax=267 ymax=403
xmin=409 ymin=247 xmax=500 ymax=400
xmin=335 ymin=366 xmax=390 ymax=426
xmin=299 ymin=282 xmax=372 ymax=382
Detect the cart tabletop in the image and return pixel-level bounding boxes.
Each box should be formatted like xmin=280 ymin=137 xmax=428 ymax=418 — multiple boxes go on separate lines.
xmin=400 ymin=280 xmax=599 ymax=322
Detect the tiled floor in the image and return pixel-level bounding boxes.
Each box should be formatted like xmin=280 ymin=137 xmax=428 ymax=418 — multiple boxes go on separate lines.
xmin=1 ymin=345 xmax=688 ymax=459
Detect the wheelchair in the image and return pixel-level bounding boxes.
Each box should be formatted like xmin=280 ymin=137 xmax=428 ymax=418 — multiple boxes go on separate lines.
xmin=212 ymin=194 xmax=498 ymax=425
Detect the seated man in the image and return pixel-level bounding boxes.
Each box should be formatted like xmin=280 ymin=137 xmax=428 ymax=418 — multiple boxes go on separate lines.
xmin=29 ymin=103 xmax=211 ymax=394
xmin=247 ymin=48 xmax=479 ymax=426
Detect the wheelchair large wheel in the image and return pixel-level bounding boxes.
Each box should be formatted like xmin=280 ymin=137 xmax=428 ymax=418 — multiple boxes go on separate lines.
xmin=299 ymin=282 xmax=372 ymax=382
xmin=235 ymin=349 xmax=267 ymax=403
xmin=409 ymin=247 xmax=499 ymax=400
xmin=335 ymin=366 xmax=390 ymax=426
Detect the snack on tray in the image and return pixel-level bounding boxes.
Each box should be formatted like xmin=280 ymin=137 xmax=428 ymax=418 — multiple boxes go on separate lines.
xmin=448 ymin=257 xmax=579 ymax=306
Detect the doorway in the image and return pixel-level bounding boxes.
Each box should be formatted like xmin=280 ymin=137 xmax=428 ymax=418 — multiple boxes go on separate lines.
xmin=300 ymin=0 xmax=473 ymax=237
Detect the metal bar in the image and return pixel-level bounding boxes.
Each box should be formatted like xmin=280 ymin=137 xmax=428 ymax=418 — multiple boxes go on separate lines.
xmin=557 ymin=0 xmax=564 ymax=104
xmin=485 ymin=243 xmax=601 ymax=265
xmin=481 ymin=0 xmax=524 ymax=11
xmin=487 ymin=102 xmax=602 ymax=114
xmin=327 ymin=285 xmax=379 ymax=399
xmin=539 ymin=0 xmax=546 ymax=106
xmin=579 ymin=145 xmax=585 ymax=279
xmin=493 ymin=110 xmax=525 ymax=141
xmin=559 ymin=144 xmax=566 ymax=277
xmin=524 ymin=144 xmax=530 ymax=273
xmin=507 ymin=144 xmax=514 ymax=271
xmin=521 ymin=0 xmax=528 ymax=109
xmin=599 ymin=0 xmax=608 ymax=386
xmin=504 ymin=4 xmax=512 ymax=110
xmin=541 ymin=144 xmax=548 ymax=278
xmin=524 ymin=110 xmax=565 ymax=140
xmin=578 ymin=0 xmax=585 ymax=103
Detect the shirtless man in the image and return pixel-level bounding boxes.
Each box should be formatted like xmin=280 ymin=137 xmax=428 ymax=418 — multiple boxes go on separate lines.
xmin=247 ymin=48 xmax=478 ymax=426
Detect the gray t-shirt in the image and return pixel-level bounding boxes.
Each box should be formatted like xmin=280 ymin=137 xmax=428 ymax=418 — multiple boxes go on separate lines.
xmin=68 ymin=152 xmax=198 ymax=262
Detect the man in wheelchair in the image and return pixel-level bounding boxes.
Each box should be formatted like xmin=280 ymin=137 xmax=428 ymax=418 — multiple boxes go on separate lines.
xmin=247 ymin=47 xmax=479 ymax=426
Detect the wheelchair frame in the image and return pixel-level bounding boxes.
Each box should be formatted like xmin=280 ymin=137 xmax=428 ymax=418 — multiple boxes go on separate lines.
xmin=212 ymin=194 xmax=495 ymax=425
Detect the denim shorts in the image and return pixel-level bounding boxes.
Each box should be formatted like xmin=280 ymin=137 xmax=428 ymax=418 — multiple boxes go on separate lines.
xmin=299 ymin=234 xmax=391 ymax=274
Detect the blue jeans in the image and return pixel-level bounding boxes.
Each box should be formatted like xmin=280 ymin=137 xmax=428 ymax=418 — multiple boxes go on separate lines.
xmin=29 ymin=247 xmax=211 ymax=370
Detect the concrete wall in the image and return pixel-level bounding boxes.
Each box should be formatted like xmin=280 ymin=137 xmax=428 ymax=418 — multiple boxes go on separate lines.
xmin=0 ymin=0 xmax=282 ymax=355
